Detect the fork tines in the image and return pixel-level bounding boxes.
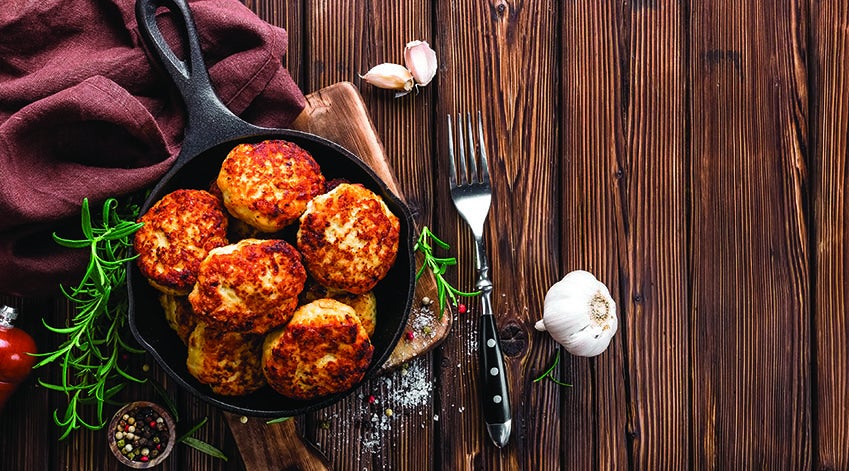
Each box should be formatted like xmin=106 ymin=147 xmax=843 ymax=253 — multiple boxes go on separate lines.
xmin=447 ymin=111 xmax=490 ymax=187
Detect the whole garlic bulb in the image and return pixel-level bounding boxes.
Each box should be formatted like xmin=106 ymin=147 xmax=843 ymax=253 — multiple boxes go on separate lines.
xmin=534 ymin=270 xmax=618 ymax=357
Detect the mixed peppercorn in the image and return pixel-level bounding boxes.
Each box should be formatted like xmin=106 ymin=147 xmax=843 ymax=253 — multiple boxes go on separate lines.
xmin=113 ymin=406 xmax=170 ymax=463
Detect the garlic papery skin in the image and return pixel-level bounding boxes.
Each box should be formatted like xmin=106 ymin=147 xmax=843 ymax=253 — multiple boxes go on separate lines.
xmin=404 ymin=40 xmax=437 ymax=86
xmin=534 ymin=270 xmax=618 ymax=357
xmin=360 ymin=63 xmax=415 ymax=95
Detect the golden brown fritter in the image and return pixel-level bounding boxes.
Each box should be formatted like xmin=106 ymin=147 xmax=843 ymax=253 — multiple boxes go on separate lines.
xmin=262 ymin=298 xmax=373 ymax=400
xmin=297 ymin=183 xmax=400 ymax=295
xmin=159 ymin=294 xmax=198 ymax=345
xmin=303 ymin=282 xmax=377 ymax=337
xmin=217 ymin=140 xmax=326 ymax=232
xmin=188 ymin=239 xmax=306 ymax=334
xmin=134 ymin=189 xmax=229 ymax=295
xmin=186 ymin=322 xmax=266 ymax=396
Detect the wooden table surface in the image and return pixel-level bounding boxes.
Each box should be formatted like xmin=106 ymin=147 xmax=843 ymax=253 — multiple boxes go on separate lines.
xmin=3 ymin=0 xmax=849 ymax=469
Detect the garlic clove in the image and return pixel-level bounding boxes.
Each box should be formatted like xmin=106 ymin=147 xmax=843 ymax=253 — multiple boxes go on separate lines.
xmin=403 ymin=40 xmax=438 ymax=86
xmin=360 ymin=63 xmax=415 ymax=93
xmin=538 ymin=270 xmax=618 ymax=358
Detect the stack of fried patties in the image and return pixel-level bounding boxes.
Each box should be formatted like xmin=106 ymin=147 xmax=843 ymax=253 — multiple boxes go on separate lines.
xmin=133 ymin=139 xmax=400 ymax=400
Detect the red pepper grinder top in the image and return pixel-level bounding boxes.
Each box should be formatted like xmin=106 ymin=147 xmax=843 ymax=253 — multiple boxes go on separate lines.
xmin=0 ymin=305 xmax=37 ymax=413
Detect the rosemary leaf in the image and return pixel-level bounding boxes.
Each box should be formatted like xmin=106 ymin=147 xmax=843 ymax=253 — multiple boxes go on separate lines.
xmin=181 ymin=437 xmax=229 ymax=461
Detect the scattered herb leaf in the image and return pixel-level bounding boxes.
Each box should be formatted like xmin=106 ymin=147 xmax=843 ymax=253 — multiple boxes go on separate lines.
xmin=33 ymin=197 xmax=145 ymax=439
xmin=176 ymin=417 xmax=228 ymax=461
xmin=266 ymin=416 xmax=291 ymax=425
xmin=181 ymin=436 xmax=229 ymax=461
xmin=413 ymin=226 xmax=479 ymax=318
xmin=533 ymin=349 xmax=572 ymax=387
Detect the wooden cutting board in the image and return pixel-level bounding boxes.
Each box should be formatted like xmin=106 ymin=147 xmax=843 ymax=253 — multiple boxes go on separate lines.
xmin=223 ymin=82 xmax=450 ymax=470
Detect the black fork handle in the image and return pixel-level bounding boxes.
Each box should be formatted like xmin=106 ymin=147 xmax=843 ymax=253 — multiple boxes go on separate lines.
xmin=474 ymin=238 xmax=512 ymax=448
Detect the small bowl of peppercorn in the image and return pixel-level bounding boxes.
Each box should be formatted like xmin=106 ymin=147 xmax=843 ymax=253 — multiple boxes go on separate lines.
xmin=107 ymin=401 xmax=175 ymax=468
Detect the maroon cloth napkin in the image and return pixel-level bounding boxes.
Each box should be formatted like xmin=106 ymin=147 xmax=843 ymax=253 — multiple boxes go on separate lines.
xmin=0 ymin=0 xmax=305 ymax=296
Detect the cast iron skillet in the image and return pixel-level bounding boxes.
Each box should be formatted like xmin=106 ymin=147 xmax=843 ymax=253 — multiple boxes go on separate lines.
xmin=128 ymin=0 xmax=415 ymax=416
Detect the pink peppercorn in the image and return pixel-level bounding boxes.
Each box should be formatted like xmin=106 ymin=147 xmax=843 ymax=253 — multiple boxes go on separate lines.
xmin=368 ymin=395 xmax=376 ymax=404
xmin=405 ymin=331 xmax=414 ymax=341
xmin=458 ymin=303 xmax=467 ymax=314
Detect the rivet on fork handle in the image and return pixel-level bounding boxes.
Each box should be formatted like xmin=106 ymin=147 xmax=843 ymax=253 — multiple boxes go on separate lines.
xmin=447 ymin=111 xmax=512 ymax=448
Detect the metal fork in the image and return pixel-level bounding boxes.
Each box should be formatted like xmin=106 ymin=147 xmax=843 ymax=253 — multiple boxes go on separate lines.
xmin=447 ymin=111 xmax=511 ymax=448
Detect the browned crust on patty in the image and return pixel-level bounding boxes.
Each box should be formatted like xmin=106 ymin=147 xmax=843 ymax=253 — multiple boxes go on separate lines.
xmin=297 ymin=183 xmax=400 ymax=294
xmin=217 ymin=140 xmax=326 ymax=232
xmin=188 ymin=239 xmax=306 ymax=334
xmin=134 ymin=189 xmax=229 ymax=295
xmin=186 ymin=322 xmax=266 ymax=396
xmin=262 ymin=298 xmax=373 ymax=400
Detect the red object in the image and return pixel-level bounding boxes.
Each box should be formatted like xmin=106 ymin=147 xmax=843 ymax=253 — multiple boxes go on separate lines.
xmin=368 ymin=395 xmax=376 ymax=404
xmin=0 ymin=0 xmax=306 ymax=297
xmin=405 ymin=331 xmax=415 ymax=341
xmin=458 ymin=304 xmax=467 ymax=314
xmin=0 ymin=306 xmax=37 ymax=412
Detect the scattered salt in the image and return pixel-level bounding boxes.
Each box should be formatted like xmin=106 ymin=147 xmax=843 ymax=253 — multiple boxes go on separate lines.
xmin=318 ymin=356 xmax=435 ymax=457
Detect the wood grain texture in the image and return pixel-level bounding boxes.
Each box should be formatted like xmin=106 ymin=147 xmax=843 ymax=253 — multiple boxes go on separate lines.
xmin=689 ymin=0 xmax=811 ymax=468
xmin=560 ymin=1 xmax=629 ymax=469
xmin=621 ymin=1 xmax=690 ymax=469
xmin=435 ymin=0 xmax=560 ymax=468
xmin=809 ymin=1 xmax=849 ymax=469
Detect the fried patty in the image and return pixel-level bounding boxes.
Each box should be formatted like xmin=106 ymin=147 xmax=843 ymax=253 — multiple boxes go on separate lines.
xmin=217 ymin=140 xmax=326 ymax=232
xmin=262 ymin=298 xmax=373 ymax=400
xmin=188 ymin=238 xmax=306 ymax=334
xmin=303 ymin=282 xmax=377 ymax=337
xmin=159 ymin=294 xmax=198 ymax=345
xmin=297 ymin=183 xmax=400 ymax=294
xmin=134 ymin=189 xmax=229 ymax=295
xmin=186 ymin=322 xmax=266 ymax=396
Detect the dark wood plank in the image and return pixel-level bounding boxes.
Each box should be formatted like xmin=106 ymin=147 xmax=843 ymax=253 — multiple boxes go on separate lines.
xmin=560 ymin=1 xmax=630 ymax=469
xmin=303 ymin=2 xmax=436 ymax=468
xmin=689 ymin=0 xmax=811 ymax=467
xmin=620 ymin=1 xmax=690 ymax=468
xmin=435 ymin=0 xmax=560 ymax=468
xmin=809 ymin=1 xmax=849 ymax=469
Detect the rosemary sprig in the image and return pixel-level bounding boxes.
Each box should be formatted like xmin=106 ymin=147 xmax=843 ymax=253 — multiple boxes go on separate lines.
xmin=533 ymin=349 xmax=572 ymax=387
xmin=413 ymin=226 xmax=479 ymax=318
xmin=33 ymin=197 xmax=146 ymax=439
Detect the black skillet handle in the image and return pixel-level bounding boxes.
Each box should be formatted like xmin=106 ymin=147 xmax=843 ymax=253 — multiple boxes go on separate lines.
xmin=135 ymin=0 xmax=257 ymax=160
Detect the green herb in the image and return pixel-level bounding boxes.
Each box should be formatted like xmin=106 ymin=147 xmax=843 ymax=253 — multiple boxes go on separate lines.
xmin=533 ymin=349 xmax=572 ymax=387
xmin=178 ymin=417 xmax=228 ymax=461
xmin=266 ymin=416 xmax=291 ymax=425
xmin=413 ymin=226 xmax=479 ymax=318
xmin=33 ymin=197 xmax=146 ymax=439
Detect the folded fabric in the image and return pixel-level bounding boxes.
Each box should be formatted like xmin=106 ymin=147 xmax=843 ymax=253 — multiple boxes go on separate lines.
xmin=0 ymin=0 xmax=305 ymax=296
